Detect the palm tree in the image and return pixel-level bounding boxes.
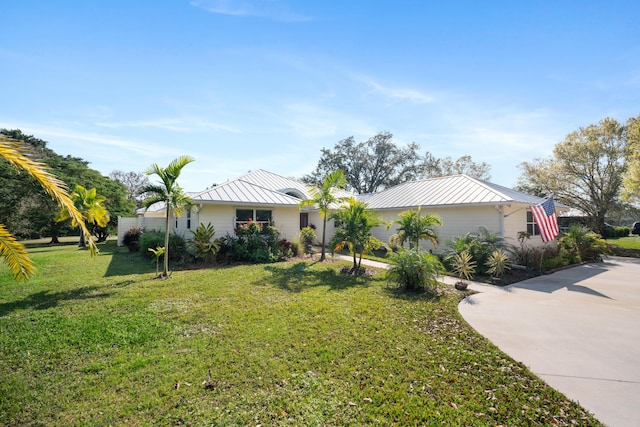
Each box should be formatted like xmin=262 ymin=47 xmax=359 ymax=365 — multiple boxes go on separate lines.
xmin=0 ymin=136 xmax=95 ymax=281
xmin=56 ymin=185 xmax=110 ymax=248
xmin=390 ymin=207 xmax=442 ymax=250
xmin=299 ymin=170 xmax=348 ymax=261
xmin=330 ymin=198 xmax=385 ymax=272
xmin=140 ymin=155 xmax=195 ymax=278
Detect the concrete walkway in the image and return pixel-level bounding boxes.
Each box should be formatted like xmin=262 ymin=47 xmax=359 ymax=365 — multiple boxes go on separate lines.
xmin=459 ymin=256 xmax=640 ymax=427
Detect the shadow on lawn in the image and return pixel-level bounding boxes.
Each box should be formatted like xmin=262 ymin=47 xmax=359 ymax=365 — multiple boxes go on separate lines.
xmin=0 ymin=286 xmax=111 ymax=317
xmin=258 ymin=262 xmax=373 ymax=292
xmin=101 ymin=241 xmax=155 ymax=277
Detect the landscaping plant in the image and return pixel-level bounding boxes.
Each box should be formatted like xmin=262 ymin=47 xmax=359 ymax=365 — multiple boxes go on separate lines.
xmin=188 ymin=222 xmax=220 ymax=263
xmin=386 ymin=248 xmax=444 ymax=292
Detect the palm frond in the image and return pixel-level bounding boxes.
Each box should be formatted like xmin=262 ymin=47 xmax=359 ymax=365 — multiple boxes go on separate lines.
xmin=0 ymin=138 xmax=97 ymax=256
xmin=0 ymin=224 xmax=35 ymax=281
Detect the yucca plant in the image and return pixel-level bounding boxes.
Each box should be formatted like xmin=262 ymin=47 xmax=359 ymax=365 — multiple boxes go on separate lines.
xmin=450 ymin=250 xmax=477 ymax=281
xmin=486 ymin=249 xmax=512 ymax=277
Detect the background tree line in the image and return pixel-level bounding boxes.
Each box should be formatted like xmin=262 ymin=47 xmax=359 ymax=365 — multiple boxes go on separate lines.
xmin=0 ymin=129 xmax=140 ymax=242
xmin=303 ymin=131 xmax=491 ymax=194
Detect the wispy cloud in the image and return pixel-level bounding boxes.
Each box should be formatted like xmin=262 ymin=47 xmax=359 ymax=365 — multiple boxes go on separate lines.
xmin=95 ymin=116 xmax=240 ymax=133
xmin=357 ymin=76 xmax=436 ymax=104
xmin=190 ymin=0 xmax=312 ymax=22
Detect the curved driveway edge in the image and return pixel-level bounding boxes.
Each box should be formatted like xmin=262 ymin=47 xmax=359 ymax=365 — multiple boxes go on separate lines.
xmin=459 ymin=256 xmax=640 ymax=426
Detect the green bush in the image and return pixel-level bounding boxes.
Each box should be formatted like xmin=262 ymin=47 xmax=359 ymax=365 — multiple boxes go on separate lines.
xmin=386 ymin=249 xmax=444 ymax=292
xmin=217 ymin=221 xmax=288 ymax=263
xmin=603 ymin=226 xmax=630 ymax=238
xmin=122 ymin=227 xmax=141 ymax=252
xmin=188 ymin=222 xmax=220 ymax=263
xmin=445 ymin=227 xmax=503 ymax=275
xmin=559 ymin=225 xmax=609 ymax=263
xmin=139 ymin=231 xmax=187 ymax=262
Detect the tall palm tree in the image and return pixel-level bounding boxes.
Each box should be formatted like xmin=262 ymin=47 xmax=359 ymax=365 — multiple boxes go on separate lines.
xmin=0 ymin=136 xmax=95 ymax=281
xmin=330 ymin=198 xmax=385 ymax=272
xmin=299 ymin=170 xmax=348 ymax=261
xmin=56 ymin=185 xmax=110 ymax=248
xmin=390 ymin=207 xmax=442 ymax=250
xmin=141 ymin=155 xmax=195 ymax=278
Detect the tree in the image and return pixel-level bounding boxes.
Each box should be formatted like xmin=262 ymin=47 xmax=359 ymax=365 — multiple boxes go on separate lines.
xmin=109 ymin=170 xmax=151 ymax=206
xmin=56 ymin=185 xmax=110 ymax=248
xmin=0 ymin=136 xmax=95 ymax=281
xmin=141 ymin=155 xmax=195 ymax=278
xmin=518 ymin=117 xmax=628 ymax=235
xmin=0 ymin=129 xmax=135 ymax=242
xmin=390 ymin=207 xmax=442 ymax=249
xmin=299 ymin=170 xmax=348 ymax=261
xmin=622 ymin=114 xmax=640 ymax=202
xmin=426 ymin=155 xmax=491 ymax=180
xmin=304 ymin=131 xmax=492 ymax=193
xmin=329 ymin=198 xmax=385 ymax=273
xmin=304 ymin=132 xmax=425 ymax=194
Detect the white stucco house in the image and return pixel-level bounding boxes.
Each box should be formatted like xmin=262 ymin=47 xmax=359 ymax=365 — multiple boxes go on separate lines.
xmin=118 ymin=169 xmax=564 ymax=251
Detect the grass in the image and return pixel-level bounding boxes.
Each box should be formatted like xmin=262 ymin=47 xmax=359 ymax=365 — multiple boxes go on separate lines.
xmin=606 ymin=236 xmax=640 ymax=249
xmin=0 ymin=240 xmax=602 ymax=426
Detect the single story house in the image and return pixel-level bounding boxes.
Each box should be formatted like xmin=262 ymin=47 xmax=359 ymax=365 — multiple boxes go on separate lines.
xmin=118 ymin=169 xmax=564 ymax=251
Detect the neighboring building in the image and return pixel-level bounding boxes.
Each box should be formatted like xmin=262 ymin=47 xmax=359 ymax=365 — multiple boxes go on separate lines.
xmin=118 ymin=170 xmax=564 ymax=250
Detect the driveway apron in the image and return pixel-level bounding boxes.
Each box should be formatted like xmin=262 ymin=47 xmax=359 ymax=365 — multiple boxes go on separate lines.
xmin=459 ymin=256 xmax=640 ymax=427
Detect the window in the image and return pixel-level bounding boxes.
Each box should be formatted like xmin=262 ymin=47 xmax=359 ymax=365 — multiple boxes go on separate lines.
xmin=526 ymin=210 xmax=540 ymax=236
xmin=187 ymin=210 xmax=191 ymax=230
xmin=235 ymin=208 xmax=272 ymax=230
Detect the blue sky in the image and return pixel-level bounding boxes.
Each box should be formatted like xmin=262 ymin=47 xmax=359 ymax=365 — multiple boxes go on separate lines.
xmin=1 ymin=0 xmax=639 ymax=190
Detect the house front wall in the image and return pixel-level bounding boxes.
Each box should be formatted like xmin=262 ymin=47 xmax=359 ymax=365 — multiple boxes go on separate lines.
xmin=502 ymin=204 xmax=547 ymax=248
xmin=194 ymin=204 xmax=300 ymax=241
xmin=372 ymin=205 xmax=503 ymax=253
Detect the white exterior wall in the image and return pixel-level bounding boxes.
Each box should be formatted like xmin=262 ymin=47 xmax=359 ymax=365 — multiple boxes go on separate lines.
xmin=502 ymin=204 xmax=547 ymax=248
xmin=195 ymin=204 xmax=301 ymax=241
xmin=371 ymin=206 xmax=501 ymax=253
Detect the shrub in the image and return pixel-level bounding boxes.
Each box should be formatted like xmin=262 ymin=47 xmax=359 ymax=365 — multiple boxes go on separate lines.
xmin=603 ymin=226 xmax=630 ymax=238
xmin=386 ymin=249 xmax=444 ymax=292
xmin=299 ymin=226 xmax=316 ymax=247
xmin=449 ymin=250 xmax=476 ymax=281
xmin=217 ymin=221 xmax=287 ymax=263
xmin=559 ymin=225 xmax=609 ymax=263
xmin=122 ymin=227 xmax=142 ymax=252
xmin=486 ymin=249 xmax=511 ymax=277
xmin=139 ymin=231 xmax=188 ymax=262
xmin=445 ymin=227 xmax=503 ymax=275
xmin=188 ymin=222 xmax=220 ymax=263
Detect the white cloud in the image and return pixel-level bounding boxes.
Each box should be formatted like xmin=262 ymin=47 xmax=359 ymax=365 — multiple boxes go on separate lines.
xmin=190 ymin=0 xmax=312 ymax=22
xmin=356 ymin=75 xmax=436 ymax=104
xmin=95 ymin=116 xmax=240 ymax=133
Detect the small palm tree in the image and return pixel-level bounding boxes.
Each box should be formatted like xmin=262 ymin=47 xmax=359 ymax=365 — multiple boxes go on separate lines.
xmin=0 ymin=136 xmax=95 ymax=281
xmin=330 ymin=198 xmax=385 ymax=272
xmin=390 ymin=207 xmax=442 ymax=249
xmin=140 ymin=155 xmax=195 ymax=279
xmin=299 ymin=170 xmax=348 ymax=261
xmin=56 ymin=185 xmax=110 ymax=248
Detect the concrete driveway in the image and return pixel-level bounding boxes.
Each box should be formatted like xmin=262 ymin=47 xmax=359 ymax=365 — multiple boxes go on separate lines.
xmin=459 ymin=256 xmax=640 ymax=427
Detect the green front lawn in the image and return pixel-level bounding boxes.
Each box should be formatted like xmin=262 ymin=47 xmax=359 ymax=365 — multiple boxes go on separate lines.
xmin=606 ymin=236 xmax=640 ymax=249
xmin=0 ymin=240 xmax=601 ymax=425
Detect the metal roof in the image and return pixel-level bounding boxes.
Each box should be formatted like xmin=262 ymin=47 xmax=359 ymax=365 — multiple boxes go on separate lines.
xmin=191 ymin=179 xmax=302 ymax=206
xmin=237 ymin=169 xmax=311 ymax=199
xmin=359 ymin=175 xmax=546 ymax=209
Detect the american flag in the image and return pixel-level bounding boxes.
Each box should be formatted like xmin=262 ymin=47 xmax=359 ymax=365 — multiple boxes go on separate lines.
xmin=531 ymin=197 xmax=559 ymax=243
